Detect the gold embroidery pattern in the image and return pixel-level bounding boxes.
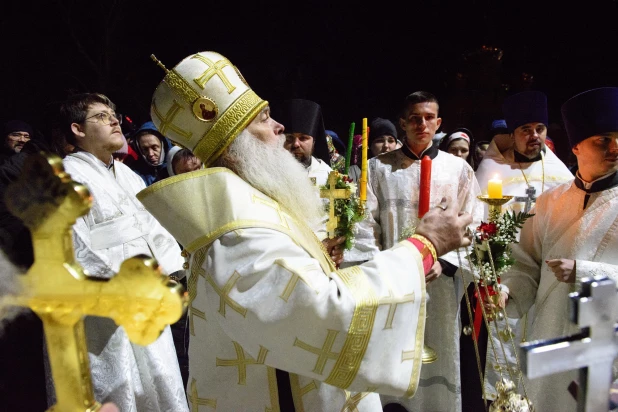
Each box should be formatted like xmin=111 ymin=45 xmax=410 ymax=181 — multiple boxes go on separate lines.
xmin=275 ymin=259 xmax=317 ymax=302
xmin=163 ymin=69 xmax=201 ymax=105
xmin=325 ymin=266 xmax=378 ymax=389
xmin=379 ymin=288 xmax=415 ymax=329
xmin=188 ymin=378 xmax=217 ymax=409
xmin=253 ymin=195 xmax=290 ymax=229
xmin=265 ymin=366 xmax=281 ymax=412
xmin=151 ymin=99 xmax=193 ymax=140
xmin=216 ymin=341 xmax=268 ymax=385
xmin=188 ymin=247 xmax=208 ymax=336
xmin=206 ymin=270 xmax=247 ymax=318
xmin=342 ymin=389 xmax=375 ymax=412
xmin=193 ymin=90 xmax=267 ymax=166
xmin=290 ymin=374 xmax=318 ymax=412
xmin=294 ymin=329 xmax=340 ymax=375
xmin=191 ymin=54 xmax=237 ymax=93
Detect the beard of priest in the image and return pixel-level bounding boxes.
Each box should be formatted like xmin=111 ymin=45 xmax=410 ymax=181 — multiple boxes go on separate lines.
xmin=214 ymin=127 xmax=326 ymax=230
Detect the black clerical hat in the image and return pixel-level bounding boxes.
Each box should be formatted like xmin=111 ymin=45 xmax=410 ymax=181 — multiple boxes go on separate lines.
xmin=502 ymin=91 xmax=548 ymax=132
xmin=275 ymin=99 xmax=329 ymax=164
xmin=561 ymin=87 xmax=618 ymax=148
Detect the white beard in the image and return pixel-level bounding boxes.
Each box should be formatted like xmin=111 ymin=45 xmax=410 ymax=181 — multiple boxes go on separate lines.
xmin=0 ymin=251 xmax=25 ymax=334
xmin=221 ymin=130 xmax=326 ymax=231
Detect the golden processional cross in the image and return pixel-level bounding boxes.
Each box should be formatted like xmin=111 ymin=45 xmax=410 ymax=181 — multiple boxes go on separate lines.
xmin=1 ymin=153 xmax=188 ymax=412
xmin=319 ymin=171 xmax=351 ymax=239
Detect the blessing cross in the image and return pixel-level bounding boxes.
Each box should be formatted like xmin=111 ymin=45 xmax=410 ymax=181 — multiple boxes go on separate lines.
xmin=513 ymin=185 xmax=537 ymax=214
xmin=319 ymin=171 xmax=351 ymax=239
xmin=1 ymin=153 xmax=188 ymax=412
xmin=520 ymin=275 xmax=618 ymax=412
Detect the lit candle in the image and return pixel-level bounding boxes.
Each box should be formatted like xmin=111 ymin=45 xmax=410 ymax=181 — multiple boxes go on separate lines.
xmin=418 ymin=155 xmax=432 ymax=218
xmin=359 ymin=119 xmax=368 ymax=201
xmin=487 ymin=175 xmax=503 ymax=198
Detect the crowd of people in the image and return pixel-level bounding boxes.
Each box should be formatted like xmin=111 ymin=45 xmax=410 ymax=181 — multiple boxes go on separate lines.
xmin=0 ymin=49 xmax=616 ymax=412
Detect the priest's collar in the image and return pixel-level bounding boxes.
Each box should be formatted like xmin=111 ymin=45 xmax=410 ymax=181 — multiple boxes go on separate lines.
xmin=401 ymin=140 xmax=439 ymax=160
xmin=575 ymin=170 xmax=618 ymax=193
xmin=513 ymin=147 xmax=546 ymax=163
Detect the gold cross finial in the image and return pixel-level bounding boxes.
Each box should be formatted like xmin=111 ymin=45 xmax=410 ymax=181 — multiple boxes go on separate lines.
xmin=319 ymin=171 xmax=352 ymax=238
xmin=151 ymin=54 xmax=170 ymax=74
xmin=3 ymin=153 xmax=188 ymax=412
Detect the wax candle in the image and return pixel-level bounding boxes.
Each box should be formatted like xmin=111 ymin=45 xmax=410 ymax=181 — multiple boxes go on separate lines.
xmin=487 ymin=175 xmax=502 ymax=198
xmin=359 ymin=119 xmax=368 ymax=201
xmin=345 ymin=122 xmax=355 ymax=174
xmin=418 ymin=155 xmax=432 ymax=218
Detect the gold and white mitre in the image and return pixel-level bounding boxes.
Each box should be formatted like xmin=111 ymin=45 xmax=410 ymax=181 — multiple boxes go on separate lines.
xmin=150 ymin=51 xmax=268 ymax=166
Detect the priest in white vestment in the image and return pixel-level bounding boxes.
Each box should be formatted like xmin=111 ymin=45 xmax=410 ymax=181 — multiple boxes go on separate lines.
xmin=58 ymin=93 xmax=188 ymax=411
xmin=138 ymin=51 xmax=474 ymax=412
xmin=345 ymin=91 xmax=483 ymax=412
xmin=499 ymin=86 xmax=618 ymax=412
xmin=464 ymin=92 xmax=575 ymax=408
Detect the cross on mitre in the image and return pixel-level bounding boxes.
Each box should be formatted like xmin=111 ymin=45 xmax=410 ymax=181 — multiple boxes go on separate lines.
xmin=319 ymin=171 xmax=352 ymax=238
xmin=520 ymin=275 xmax=618 ymax=412
xmin=1 ymin=153 xmax=188 ymax=412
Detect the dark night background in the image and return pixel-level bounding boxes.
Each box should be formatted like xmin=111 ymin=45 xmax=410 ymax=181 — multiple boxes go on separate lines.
xmin=2 ymin=1 xmax=617 ymax=163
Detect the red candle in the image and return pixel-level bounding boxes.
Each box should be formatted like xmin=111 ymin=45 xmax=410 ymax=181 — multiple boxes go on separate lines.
xmin=418 ymin=155 xmax=431 ymax=218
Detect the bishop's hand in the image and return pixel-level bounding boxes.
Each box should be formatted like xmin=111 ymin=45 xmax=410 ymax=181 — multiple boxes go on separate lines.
xmin=415 ymin=197 xmax=473 ymax=257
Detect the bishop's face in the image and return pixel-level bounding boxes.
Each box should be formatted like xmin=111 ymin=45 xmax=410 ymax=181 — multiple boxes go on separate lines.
xmin=512 ymin=122 xmax=547 ymax=159
xmin=572 ymin=132 xmax=618 ymax=182
xmin=246 ymin=106 xmax=284 ymax=147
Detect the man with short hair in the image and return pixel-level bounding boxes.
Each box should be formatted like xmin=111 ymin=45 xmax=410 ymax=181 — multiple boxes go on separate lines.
xmin=345 ymin=91 xmax=483 ymax=412
xmin=498 ymin=86 xmax=618 ymax=412
xmin=138 ymin=51 xmax=473 ymax=411
xmin=59 ymin=93 xmax=188 ymax=411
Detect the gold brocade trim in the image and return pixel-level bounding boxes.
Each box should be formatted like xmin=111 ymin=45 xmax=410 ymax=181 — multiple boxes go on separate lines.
xmin=324 ymin=266 xmax=378 ymax=389
xmin=193 ymin=90 xmax=268 ymax=166
xmin=164 ymin=69 xmax=201 ymax=105
xmin=184 ymin=219 xmax=335 ymax=275
xmin=503 ymin=174 xmax=570 ymax=186
xmin=399 ymin=241 xmax=427 ymax=398
xmin=266 ymin=366 xmax=280 ymax=412
xmin=188 ymin=247 xmax=207 ymax=336
xmin=136 ymin=167 xmax=229 ymax=200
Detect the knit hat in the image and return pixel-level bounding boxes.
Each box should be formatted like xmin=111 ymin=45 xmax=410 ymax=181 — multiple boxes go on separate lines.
xmin=369 ymin=118 xmax=397 ymax=144
xmin=3 ymin=120 xmax=33 ymax=137
xmin=489 ymin=119 xmax=508 ymax=137
xmin=561 ymin=87 xmax=618 ymax=148
xmin=502 ymin=91 xmax=548 ymax=132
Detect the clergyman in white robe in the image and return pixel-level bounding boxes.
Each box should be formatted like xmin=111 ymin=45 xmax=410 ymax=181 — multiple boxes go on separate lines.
xmin=138 ymin=167 xmax=434 ymax=411
xmin=473 ymin=134 xmax=574 ymax=401
xmin=345 ymin=144 xmax=483 ymax=412
xmin=501 ymin=172 xmax=618 ymax=412
xmin=62 ymin=151 xmax=188 ymax=412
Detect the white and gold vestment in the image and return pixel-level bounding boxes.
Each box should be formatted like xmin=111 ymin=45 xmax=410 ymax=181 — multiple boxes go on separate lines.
xmin=138 ymin=167 xmax=429 ymax=411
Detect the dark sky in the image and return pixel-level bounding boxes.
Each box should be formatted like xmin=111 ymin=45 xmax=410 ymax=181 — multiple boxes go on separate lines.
xmin=2 ymin=1 xmax=617 ymax=147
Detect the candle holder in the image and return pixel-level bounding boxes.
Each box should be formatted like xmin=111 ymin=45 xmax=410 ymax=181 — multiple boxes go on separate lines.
xmin=477 ymin=195 xmax=513 ymax=222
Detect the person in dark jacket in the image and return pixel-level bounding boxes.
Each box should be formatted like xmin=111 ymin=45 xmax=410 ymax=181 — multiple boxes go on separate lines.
xmin=125 ymin=121 xmax=173 ymax=185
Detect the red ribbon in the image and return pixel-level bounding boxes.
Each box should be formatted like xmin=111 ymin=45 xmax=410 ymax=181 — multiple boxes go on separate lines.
xmin=472 ymin=283 xmax=497 ymax=341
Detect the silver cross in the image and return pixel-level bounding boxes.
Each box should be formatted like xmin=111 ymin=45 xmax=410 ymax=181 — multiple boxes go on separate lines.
xmin=514 ymin=185 xmax=537 ymax=214
xmin=520 ymin=275 xmax=618 ymax=412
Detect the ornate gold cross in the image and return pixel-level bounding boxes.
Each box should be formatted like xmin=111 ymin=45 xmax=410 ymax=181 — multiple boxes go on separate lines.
xmin=1 ymin=153 xmax=188 ymax=412
xmin=319 ymin=171 xmax=351 ymax=238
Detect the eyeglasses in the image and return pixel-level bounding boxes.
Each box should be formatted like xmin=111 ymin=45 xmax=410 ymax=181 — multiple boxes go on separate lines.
xmin=7 ymin=132 xmax=31 ymax=140
xmin=84 ymin=112 xmax=123 ymax=125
